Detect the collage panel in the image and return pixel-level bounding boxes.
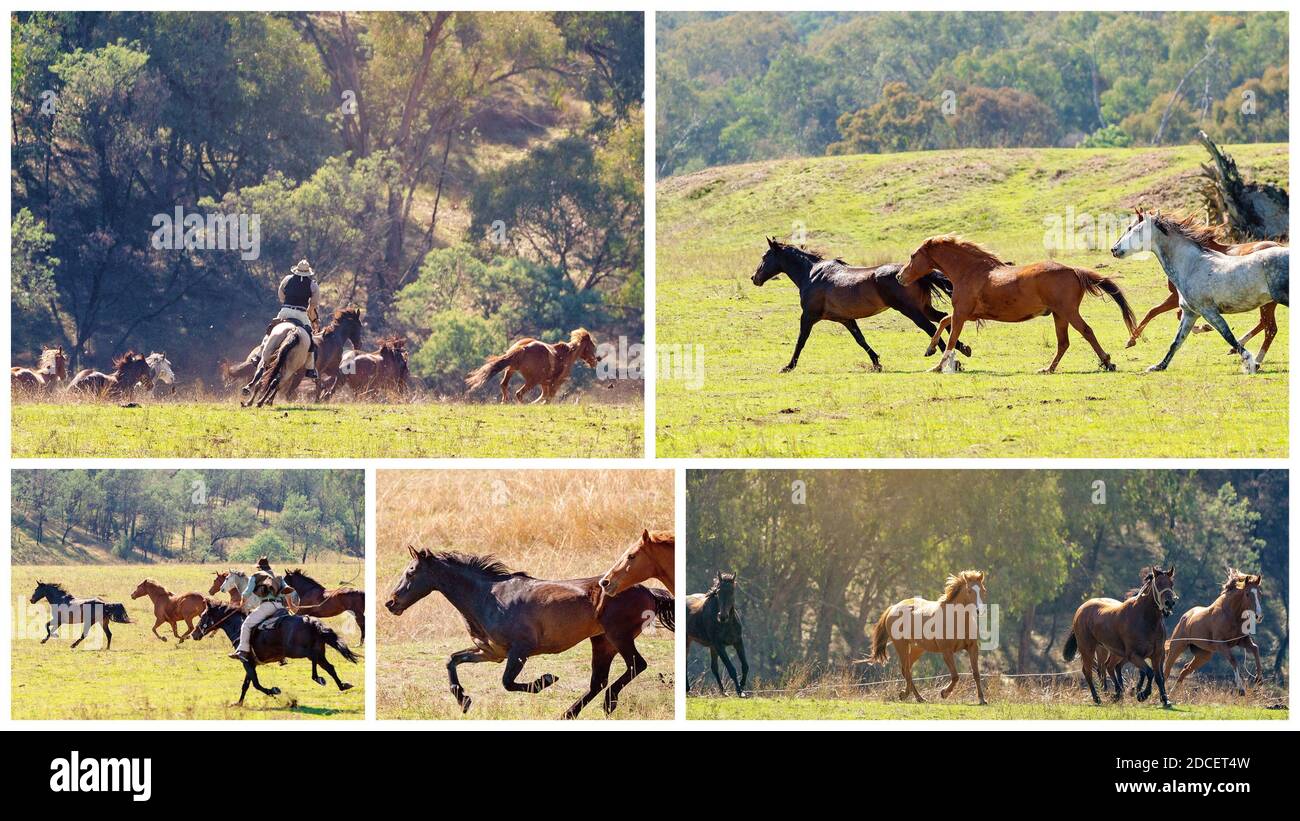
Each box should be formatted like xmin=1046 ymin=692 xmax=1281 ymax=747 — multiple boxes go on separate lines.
xmin=685 ymin=469 xmax=1287 ymax=721
xmin=10 ymin=468 xmax=366 ymax=720
xmin=375 ymin=468 xmax=674 ymax=720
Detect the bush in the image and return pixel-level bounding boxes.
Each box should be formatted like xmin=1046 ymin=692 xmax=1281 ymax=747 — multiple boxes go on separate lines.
xmin=1079 ymin=124 xmax=1133 ymax=148
xmin=230 ymin=530 xmax=294 ymax=563
xmin=408 ymin=311 xmax=504 ymax=395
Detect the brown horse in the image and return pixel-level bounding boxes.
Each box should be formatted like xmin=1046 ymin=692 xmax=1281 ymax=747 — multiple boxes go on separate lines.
xmin=385 ymin=547 xmax=674 ymax=719
xmin=131 ymin=578 xmax=206 ymax=642
xmin=598 ymin=529 xmax=675 ymax=608
xmin=283 ymin=568 xmax=366 ymax=640
xmin=1164 ymin=568 xmax=1264 ymax=696
xmin=897 ymin=237 xmax=1136 ymax=373
xmin=339 ymin=337 xmax=409 ymax=399
xmin=277 ymin=306 xmax=364 ymax=400
xmin=1064 ymin=566 xmax=1177 ymax=707
xmin=465 ymin=329 xmax=599 ymax=403
xmin=209 ymin=570 xmax=243 ymax=606
xmin=869 ymin=570 xmax=989 ymax=704
xmin=31 ymin=581 xmax=131 ymax=650
xmin=751 ymin=237 xmax=971 ymax=372
xmin=66 ymin=351 xmax=154 ymax=398
xmin=12 ymin=345 xmax=68 ymax=394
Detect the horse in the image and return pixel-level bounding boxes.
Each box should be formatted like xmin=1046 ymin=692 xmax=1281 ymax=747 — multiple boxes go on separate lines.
xmin=209 ymin=569 xmax=247 ymax=607
xmin=66 ymin=351 xmax=154 ymax=398
xmin=1164 ymin=568 xmax=1264 ymax=696
xmin=1112 ymin=208 xmax=1288 ymax=373
xmin=465 ymin=328 xmax=599 ymax=403
xmin=280 ymin=307 xmax=363 ymax=401
xmin=598 ymin=529 xmax=675 ymax=608
xmin=385 ymin=547 xmax=674 ymax=719
xmin=190 ymin=599 xmax=358 ymax=705
xmin=283 ymin=568 xmax=366 ymax=640
xmin=1063 ymin=566 xmax=1177 ymax=707
xmin=751 ymin=237 xmax=971 ymax=372
xmin=339 ymin=337 xmax=409 ymax=399
xmin=685 ymin=571 xmax=748 ymax=696
xmin=143 ymin=352 xmax=177 ymax=396
xmin=869 ymin=570 xmax=989 ymax=704
xmin=30 ymin=581 xmax=131 ymax=650
xmin=131 ymin=578 xmax=206 ymax=642
xmin=898 ymin=236 xmax=1136 ymax=373
xmin=220 ymin=344 xmax=261 ymax=388
xmin=11 ymin=345 xmax=67 ymax=394
xmin=240 ymin=319 xmax=313 ymax=407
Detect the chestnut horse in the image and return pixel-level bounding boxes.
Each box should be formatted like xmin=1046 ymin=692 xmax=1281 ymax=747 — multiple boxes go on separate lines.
xmin=385 ymin=547 xmax=674 ymax=719
xmin=339 ymin=337 xmax=409 ymax=398
xmin=12 ymin=345 xmax=67 ymax=394
xmin=283 ymin=568 xmax=366 ymax=640
xmin=1164 ymin=568 xmax=1264 ymax=696
xmin=66 ymin=351 xmax=154 ymax=398
xmin=209 ymin=570 xmax=244 ymax=607
xmin=465 ymin=329 xmax=598 ymax=403
xmin=30 ymin=581 xmax=131 ymax=650
xmin=598 ymin=529 xmax=675 ymax=609
xmin=131 ymin=578 xmax=206 ymax=642
xmin=898 ymin=237 xmax=1136 ymax=373
xmin=1064 ymin=566 xmax=1176 ymax=707
xmin=869 ymin=570 xmax=989 ymax=704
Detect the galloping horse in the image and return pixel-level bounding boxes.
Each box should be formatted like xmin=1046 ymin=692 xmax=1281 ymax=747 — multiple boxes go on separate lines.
xmin=751 ymin=237 xmax=971 ymax=372
xmin=240 ymin=317 xmax=313 ymax=407
xmin=283 ymin=568 xmax=366 ymax=640
xmin=281 ymin=307 xmax=364 ymax=400
xmin=598 ymin=529 xmax=675 ymax=608
xmin=30 ymin=581 xmax=131 ymax=650
xmin=869 ymin=570 xmax=989 ymax=704
xmin=144 ymin=352 xmax=177 ymax=396
xmin=191 ymin=600 xmax=358 ymax=705
xmin=131 ymin=578 xmax=206 ymax=642
xmin=66 ymin=351 xmax=154 ymax=398
xmin=465 ymin=329 xmax=599 ymax=403
xmin=898 ymin=237 xmax=1136 ymax=373
xmin=1164 ymin=568 xmax=1264 ymax=696
xmin=385 ymin=547 xmax=673 ymax=719
xmin=1064 ymin=566 xmax=1177 ymax=707
xmin=685 ymin=571 xmax=748 ymax=696
xmin=339 ymin=337 xmax=409 ymax=398
xmin=1112 ymin=208 xmax=1288 ymax=373
xmin=209 ymin=569 xmax=247 ymax=607
xmin=12 ymin=345 xmax=67 ymax=394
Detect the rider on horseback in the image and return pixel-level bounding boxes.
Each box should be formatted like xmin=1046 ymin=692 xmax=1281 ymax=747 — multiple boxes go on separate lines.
xmin=252 ymin=258 xmax=320 ymax=380
xmin=229 ymin=564 xmax=297 ymax=662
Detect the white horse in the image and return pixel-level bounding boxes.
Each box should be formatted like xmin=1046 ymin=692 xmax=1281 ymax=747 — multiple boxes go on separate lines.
xmin=140 ymin=351 xmax=176 ymax=396
xmin=241 ymin=321 xmax=313 ymax=407
xmin=215 ymin=568 xmax=250 ymax=606
xmin=1112 ymin=209 xmax=1288 ymax=373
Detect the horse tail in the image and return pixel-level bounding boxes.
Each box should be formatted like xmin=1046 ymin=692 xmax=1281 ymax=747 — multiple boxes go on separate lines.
xmin=869 ymin=608 xmax=891 ymax=663
xmin=320 ymin=625 xmax=359 ymax=664
xmin=1076 ymin=269 xmax=1136 ymax=335
xmin=649 ymin=587 xmax=675 ymax=632
xmin=918 ymin=270 xmax=954 ymax=305
xmin=257 ymin=330 xmax=300 ymax=398
xmin=105 ymin=603 xmax=131 ymax=624
xmin=1063 ymin=632 xmax=1078 ymax=662
xmin=464 ymin=347 xmax=519 ymax=393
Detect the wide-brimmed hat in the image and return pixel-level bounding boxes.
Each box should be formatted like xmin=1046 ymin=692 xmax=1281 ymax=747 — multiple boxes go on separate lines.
xmin=290 ymin=259 xmax=315 ymax=277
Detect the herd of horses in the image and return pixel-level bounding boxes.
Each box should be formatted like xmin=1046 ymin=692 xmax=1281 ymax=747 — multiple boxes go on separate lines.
xmin=27 ymin=561 xmax=365 ymax=705
xmin=753 ymin=209 xmax=1287 ymax=375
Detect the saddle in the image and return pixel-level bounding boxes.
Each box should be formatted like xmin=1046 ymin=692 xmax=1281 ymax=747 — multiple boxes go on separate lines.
xmin=264 ymin=316 xmax=317 ymax=352
xmin=256 ymin=609 xmax=294 ymax=631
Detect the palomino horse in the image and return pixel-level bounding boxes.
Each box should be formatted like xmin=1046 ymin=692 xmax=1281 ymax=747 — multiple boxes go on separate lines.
xmin=283 ymin=568 xmax=366 ymax=640
xmin=385 ymin=547 xmax=674 ymax=719
xmin=869 ymin=570 xmax=989 ymax=704
xmin=338 ymin=337 xmax=409 ymax=398
xmin=209 ymin=569 xmax=247 ymax=607
xmin=1064 ymin=566 xmax=1177 ymax=707
xmin=1112 ymin=208 xmax=1288 ymax=373
xmin=1164 ymin=569 xmax=1264 ymax=696
xmin=465 ymin=328 xmax=599 ymax=403
xmin=191 ymin=600 xmax=358 ymax=705
xmin=12 ymin=345 xmax=67 ymax=394
xmin=66 ymin=351 xmax=154 ymax=398
xmin=686 ymin=571 xmax=748 ymax=696
xmin=281 ymin=307 xmax=364 ymax=400
xmin=241 ymin=320 xmax=313 ymax=407
xmin=131 ymin=579 xmax=205 ymax=642
xmin=598 ymin=529 xmax=675 ymax=606
xmin=751 ymin=237 xmax=971 ymax=372
xmin=30 ymin=581 xmax=131 ymax=650
xmin=898 ymin=237 xmax=1136 ymax=373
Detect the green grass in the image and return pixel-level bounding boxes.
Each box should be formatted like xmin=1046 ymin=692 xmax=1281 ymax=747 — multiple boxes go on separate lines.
xmin=12 ymin=564 xmax=365 ymax=720
xmin=687 ymin=697 xmax=1286 ymax=721
xmin=11 ymin=401 xmax=642 ymax=458
xmin=656 ymin=144 xmax=1288 ymax=457
xmin=378 ymin=636 xmax=674 ymax=721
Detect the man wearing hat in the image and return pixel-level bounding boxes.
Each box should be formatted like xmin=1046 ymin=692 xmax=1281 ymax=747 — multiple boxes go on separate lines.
xmin=253 ymin=258 xmax=321 ymax=380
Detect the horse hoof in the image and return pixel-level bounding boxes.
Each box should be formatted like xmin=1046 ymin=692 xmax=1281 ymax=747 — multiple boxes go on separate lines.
xmin=339 ymin=682 xmax=353 ymax=692
xmin=269 ymin=687 xmax=281 ymax=696
xmin=1125 ymin=338 xmax=1137 ymax=349
xmin=1100 ymin=362 xmax=1116 ymax=372
xmin=870 ymin=363 xmax=883 ymax=373
xmin=460 ymin=698 xmax=473 ymax=714
xmin=1145 ymin=364 xmax=1165 ymax=373
xmin=780 ymin=365 xmax=794 ymax=374
xmin=314 ymin=676 xmax=326 ymax=686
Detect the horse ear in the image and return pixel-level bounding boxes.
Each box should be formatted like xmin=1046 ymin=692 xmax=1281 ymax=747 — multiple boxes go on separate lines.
xmin=766 ymin=236 xmax=777 ymax=249
xmin=1167 ymin=564 xmax=1175 ymax=578
xmin=407 ymin=544 xmax=418 ymax=559
xmin=641 ymin=528 xmax=651 ymax=544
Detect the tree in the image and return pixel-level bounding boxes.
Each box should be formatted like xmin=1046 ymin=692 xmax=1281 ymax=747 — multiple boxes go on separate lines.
xmin=828 ymin=82 xmax=940 ymax=155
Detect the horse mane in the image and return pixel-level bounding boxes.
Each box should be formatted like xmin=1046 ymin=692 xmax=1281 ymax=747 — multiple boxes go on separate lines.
xmin=418 ymin=549 xmax=526 ymax=580
xmin=38 ymin=347 xmax=65 ymax=370
xmin=112 ymin=350 xmax=144 ymax=372
xmin=569 ymin=328 xmax=593 ymax=346
xmin=141 ymin=578 xmax=169 ymax=596
xmin=924 ymin=235 xmax=1008 ymax=268
xmin=647 ymin=530 xmax=675 ymax=545
xmin=771 ymin=239 xmax=848 ymax=267
xmin=1149 ymin=212 xmax=1227 ymax=249
xmin=285 ymin=568 xmax=325 ymax=593
xmin=707 ymin=571 xmax=735 ymax=594
xmin=378 ymin=336 xmax=407 ymax=357
xmin=940 ymin=570 xmax=984 ymax=603
xmin=1220 ymin=567 xmax=1259 ymax=593
xmin=322 ymin=306 xmax=361 ymax=334
xmin=204 ymin=598 xmax=239 ymax=616
xmin=37 ymin=580 xmax=71 ymax=598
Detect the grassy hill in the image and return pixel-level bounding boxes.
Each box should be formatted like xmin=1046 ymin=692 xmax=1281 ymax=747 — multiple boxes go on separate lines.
xmin=656 ymin=144 xmax=1288 ymax=457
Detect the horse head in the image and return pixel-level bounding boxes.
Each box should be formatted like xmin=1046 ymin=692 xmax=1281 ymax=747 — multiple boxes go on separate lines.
xmin=131 ymin=579 xmax=158 ymax=600
xmin=386 ymin=545 xmax=439 ymax=615
xmin=600 ymin=528 xmax=660 ymax=599
xmin=944 ymin=570 xmax=988 ymax=617
xmin=752 ymin=237 xmax=790 ymax=286
xmin=1112 ymin=207 xmax=1158 ymax=259
xmin=712 ymin=571 xmax=737 ymax=623
xmin=114 ymin=351 xmax=154 ymax=390
xmin=39 ymin=346 xmax=67 ymax=378
xmin=146 ymin=352 xmax=175 ymax=384
xmin=1224 ymin=568 xmax=1263 ymax=626
xmin=190 ymin=600 xmax=236 ymax=642
xmin=1142 ymin=565 xmax=1178 ymax=617
xmin=209 ymin=571 xmax=229 ymax=596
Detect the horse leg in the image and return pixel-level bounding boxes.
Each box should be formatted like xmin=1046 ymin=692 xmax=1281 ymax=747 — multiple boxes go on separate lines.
xmin=42 ymin=619 xmax=54 ymax=644
xmin=499 ymin=368 xmax=514 ymax=403
xmin=839 ymin=319 xmax=882 ymax=371
xmin=310 ymin=657 xmax=324 ymax=685
xmin=501 ymin=651 xmax=556 ymax=694
xmin=1173 ymin=647 xmax=1212 ymax=693
xmin=968 ymin=646 xmax=987 ymax=705
xmin=1079 ymin=642 xmax=1102 ymax=705
xmin=715 ymin=644 xmax=743 ymax=696
xmin=561 ymin=636 xmax=617 ymax=720
xmin=603 ymin=640 xmax=648 ymax=716
xmin=708 ymin=647 xmax=726 ymax=693
xmin=933 ymin=316 xmax=966 ymax=374
xmin=354 ymin=609 xmax=365 ymax=641
xmin=1246 ymin=638 xmax=1264 ymax=686
xmin=447 ymin=647 xmax=491 ymax=713
xmin=1062 ymin=306 xmax=1114 ymax=371
xmin=237 ymin=672 xmax=253 ymax=705
xmin=245 ymin=660 xmax=280 ymax=698
xmin=939 ymin=650 xmax=960 ymax=698
xmin=1039 ymin=313 xmax=1070 ymax=374
xmin=1217 ymin=646 xmax=1247 ymax=696
xmin=924 ymin=315 xmax=951 ymax=358
xmin=781 ymin=312 xmax=817 ymax=373
xmin=1252 ymin=305 xmax=1278 ymax=365
xmin=1198 ymin=307 xmax=1256 ymax=372
xmin=900 ymin=644 xmax=925 ymax=702
xmin=316 ymin=652 xmax=350 ymax=692
xmin=733 ymin=637 xmax=750 ymax=694
xmin=1128 ymin=290 xmax=1180 ymax=347
xmin=102 ymin=617 xmax=112 ymax=651
xmin=169 ymin=619 xmax=184 ymax=640
xmin=1147 ymin=310 xmax=1197 ymax=372
xmin=71 ymin=618 xmax=94 ymax=649
xmin=179 ymin=618 xmax=194 ymax=642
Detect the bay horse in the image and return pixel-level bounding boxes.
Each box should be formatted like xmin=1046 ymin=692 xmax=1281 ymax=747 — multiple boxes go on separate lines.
xmin=898 ymin=236 xmax=1136 ymax=373
xmin=1112 ymin=208 xmax=1288 ymax=373
xmin=598 ymin=529 xmax=675 ymax=609
xmin=465 ymin=328 xmax=598 ymax=403
xmin=280 ymin=307 xmax=364 ymax=400
xmin=283 ymin=568 xmax=366 ymax=640
xmin=12 ymin=345 xmax=67 ymax=394
xmin=66 ymin=351 xmax=154 ymax=398
xmin=685 ymin=572 xmax=748 ymax=696
xmin=131 ymin=578 xmax=206 ymax=642
xmin=30 ymin=581 xmax=131 ymax=650
xmin=1064 ymin=566 xmax=1177 ymax=707
xmin=869 ymin=570 xmax=988 ymax=704
xmin=240 ymin=319 xmax=312 ymax=407
xmin=191 ymin=599 xmax=358 ymax=705
xmin=1164 ymin=568 xmax=1264 ymax=696
xmin=339 ymin=337 xmax=409 ymax=399
xmin=751 ymin=237 xmax=971 ymax=372
xmin=385 ymin=547 xmax=674 ymax=719
xmin=209 ymin=569 xmax=247 ymax=606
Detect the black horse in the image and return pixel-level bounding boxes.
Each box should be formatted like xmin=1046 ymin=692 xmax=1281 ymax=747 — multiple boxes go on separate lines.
xmin=190 ymin=600 xmax=358 ymax=705
xmin=30 ymin=581 xmax=130 ymax=650
xmin=751 ymin=237 xmax=972 ymax=372
xmin=686 ymin=572 xmax=749 ymax=696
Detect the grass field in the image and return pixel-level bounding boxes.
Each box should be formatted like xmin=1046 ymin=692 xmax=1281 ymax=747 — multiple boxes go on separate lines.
xmin=10 ymin=400 xmax=642 ymax=458
xmin=376 ymin=470 xmax=675 ymax=720
xmin=12 ymin=563 xmax=365 ymax=720
xmin=656 ymin=144 xmax=1288 ymax=457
